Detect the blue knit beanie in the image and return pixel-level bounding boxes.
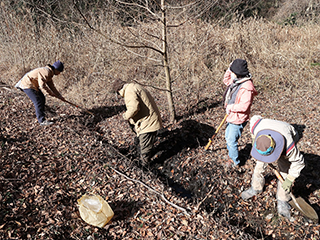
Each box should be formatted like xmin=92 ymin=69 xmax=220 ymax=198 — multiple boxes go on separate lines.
xmin=52 ymin=60 xmax=64 ymax=72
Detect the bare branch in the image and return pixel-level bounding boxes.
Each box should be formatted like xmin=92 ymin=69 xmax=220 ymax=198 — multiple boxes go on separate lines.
xmin=21 ymin=0 xmax=69 ymax=24
xmin=123 ymin=47 xmax=162 ymax=63
xmin=73 ymin=1 xmax=164 ymax=55
xmin=0 ymin=177 xmax=22 ymax=181
xmin=132 ymin=80 xmax=170 ymax=92
xmin=194 ymin=185 xmax=214 ymax=212
xmin=166 ymin=1 xmax=199 ymax=9
xmin=109 ymin=165 xmax=190 ymax=216
xmin=115 ymin=0 xmax=161 ymax=20
xmin=167 ymin=19 xmax=188 ymax=28
xmin=126 ymin=27 xmax=163 ymax=52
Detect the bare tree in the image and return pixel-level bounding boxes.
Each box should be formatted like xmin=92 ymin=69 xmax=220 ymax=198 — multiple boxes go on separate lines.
xmin=105 ymin=0 xmax=179 ymax=122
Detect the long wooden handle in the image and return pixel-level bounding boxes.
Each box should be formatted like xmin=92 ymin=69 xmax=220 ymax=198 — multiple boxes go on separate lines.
xmin=215 ymin=114 xmax=228 ymax=134
xmin=268 ymin=164 xmax=307 ymax=214
xmin=204 ymin=114 xmax=228 ymax=150
xmin=269 ymin=164 xmax=285 ymax=183
xmin=62 ymin=99 xmax=94 ymax=115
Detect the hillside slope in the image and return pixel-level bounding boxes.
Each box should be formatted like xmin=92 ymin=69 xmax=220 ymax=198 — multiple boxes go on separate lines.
xmin=1 ymin=84 xmax=320 ymax=239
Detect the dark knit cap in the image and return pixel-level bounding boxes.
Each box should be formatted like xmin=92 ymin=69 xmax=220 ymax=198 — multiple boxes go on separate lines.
xmin=230 ymin=59 xmax=249 ymax=77
xmin=52 ymin=60 xmax=64 ymax=72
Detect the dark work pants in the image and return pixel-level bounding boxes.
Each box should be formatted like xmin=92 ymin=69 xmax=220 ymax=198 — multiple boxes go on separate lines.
xmin=139 ymin=131 xmax=157 ymax=162
xmin=23 ymin=88 xmax=46 ymax=123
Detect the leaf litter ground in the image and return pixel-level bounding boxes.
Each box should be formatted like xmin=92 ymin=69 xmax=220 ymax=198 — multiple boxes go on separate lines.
xmin=1 ymin=85 xmax=320 ymax=239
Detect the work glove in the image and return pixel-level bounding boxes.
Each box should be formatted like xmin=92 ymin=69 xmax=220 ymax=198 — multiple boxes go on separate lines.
xmin=281 ymin=178 xmax=293 ymax=193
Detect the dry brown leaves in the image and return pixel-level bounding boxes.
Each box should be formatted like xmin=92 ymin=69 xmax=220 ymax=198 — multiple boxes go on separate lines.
xmin=0 ymin=86 xmax=319 ymax=240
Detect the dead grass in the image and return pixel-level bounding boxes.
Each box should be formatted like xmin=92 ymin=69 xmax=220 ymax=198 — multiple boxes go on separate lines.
xmin=1 ymin=6 xmax=320 ymax=113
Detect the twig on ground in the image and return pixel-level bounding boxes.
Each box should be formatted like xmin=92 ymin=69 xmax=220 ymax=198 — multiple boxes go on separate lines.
xmin=0 ymin=178 xmax=22 ymax=181
xmin=194 ymin=185 xmax=214 ymax=212
xmin=63 ymin=119 xmax=191 ymax=216
xmin=0 ymin=85 xmax=14 ymax=91
xmin=108 ymin=165 xmax=191 ymax=216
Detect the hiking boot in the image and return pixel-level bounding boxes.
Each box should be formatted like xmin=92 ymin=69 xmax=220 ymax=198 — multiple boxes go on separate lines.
xmin=40 ymin=120 xmax=54 ymax=126
xmin=277 ymin=200 xmax=291 ymax=219
xmin=241 ymin=187 xmax=262 ymax=200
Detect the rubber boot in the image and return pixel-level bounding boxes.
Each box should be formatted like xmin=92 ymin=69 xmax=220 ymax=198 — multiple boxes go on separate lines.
xmin=277 ymin=200 xmax=291 ymax=219
xmin=240 ymin=187 xmax=262 ymax=200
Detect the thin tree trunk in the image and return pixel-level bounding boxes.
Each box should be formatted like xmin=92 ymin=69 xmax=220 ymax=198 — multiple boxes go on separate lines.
xmin=161 ymin=0 xmax=176 ymax=122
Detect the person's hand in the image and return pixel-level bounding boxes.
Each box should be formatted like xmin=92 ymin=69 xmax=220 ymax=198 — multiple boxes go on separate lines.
xmin=226 ymin=107 xmax=231 ymax=115
xmin=282 ymin=178 xmax=293 ymax=193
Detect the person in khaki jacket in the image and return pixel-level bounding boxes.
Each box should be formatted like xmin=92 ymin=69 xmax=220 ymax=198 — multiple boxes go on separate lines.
xmin=15 ymin=60 xmax=65 ymax=126
xmin=112 ymin=79 xmax=163 ymax=165
xmin=241 ymin=115 xmax=305 ymax=220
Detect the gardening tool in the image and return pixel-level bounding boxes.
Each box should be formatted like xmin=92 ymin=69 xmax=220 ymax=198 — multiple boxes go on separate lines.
xmin=269 ymin=164 xmax=318 ymax=221
xmin=62 ymin=99 xmax=94 ymax=116
xmin=204 ymin=114 xmax=228 ymax=151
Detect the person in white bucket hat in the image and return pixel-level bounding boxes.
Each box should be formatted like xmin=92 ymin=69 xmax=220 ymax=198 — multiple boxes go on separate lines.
xmin=241 ymin=115 xmax=305 ymax=219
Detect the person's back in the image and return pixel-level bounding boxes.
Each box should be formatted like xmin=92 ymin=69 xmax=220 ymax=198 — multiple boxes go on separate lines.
xmin=120 ymin=83 xmax=163 ymax=136
xmin=19 ymin=67 xmax=53 ymax=91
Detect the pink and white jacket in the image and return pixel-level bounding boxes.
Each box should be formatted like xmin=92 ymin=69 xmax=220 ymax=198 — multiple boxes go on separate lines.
xmin=223 ymin=68 xmax=258 ymax=124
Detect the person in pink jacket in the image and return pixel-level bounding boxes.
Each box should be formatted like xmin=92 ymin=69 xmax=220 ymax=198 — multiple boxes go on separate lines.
xmin=223 ymin=59 xmax=258 ymax=167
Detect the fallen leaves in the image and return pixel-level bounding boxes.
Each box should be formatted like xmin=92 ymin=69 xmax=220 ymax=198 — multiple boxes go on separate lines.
xmin=1 ymin=88 xmax=320 ymax=239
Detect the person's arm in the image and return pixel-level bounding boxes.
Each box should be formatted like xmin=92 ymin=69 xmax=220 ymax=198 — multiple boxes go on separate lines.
xmin=38 ymin=72 xmax=56 ymax=96
xmin=287 ymin=145 xmax=305 ymax=179
xmin=223 ymin=68 xmax=233 ymax=86
xmin=227 ymin=88 xmax=253 ymax=113
xmin=123 ymin=89 xmax=140 ymax=120
xmin=281 ymin=144 xmax=305 ymax=192
xmin=46 ymin=80 xmax=64 ymax=100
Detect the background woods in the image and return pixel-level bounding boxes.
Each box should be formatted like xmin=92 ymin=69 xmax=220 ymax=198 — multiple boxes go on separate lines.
xmin=1 ymin=0 xmax=320 ymax=239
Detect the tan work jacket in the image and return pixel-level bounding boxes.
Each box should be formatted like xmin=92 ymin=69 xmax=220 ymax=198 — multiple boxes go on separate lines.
xmin=18 ymin=67 xmax=61 ymax=97
xmin=119 ymin=83 xmax=163 ymax=136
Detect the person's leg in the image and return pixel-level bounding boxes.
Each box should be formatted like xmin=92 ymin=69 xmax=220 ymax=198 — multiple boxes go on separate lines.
xmin=277 ymin=180 xmax=291 ymax=219
xmin=276 ymin=158 xmax=291 ymax=218
xmin=225 ymin=122 xmax=247 ymax=165
xmin=23 ymin=89 xmax=46 ymax=123
xmin=251 ymin=161 xmax=268 ymax=191
xmin=241 ymin=161 xmax=267 ymax=200
xmin=277 ymin=157 xmax=291 ymax=201
xmin=139 ymin=131 xmax=157 ymax=164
